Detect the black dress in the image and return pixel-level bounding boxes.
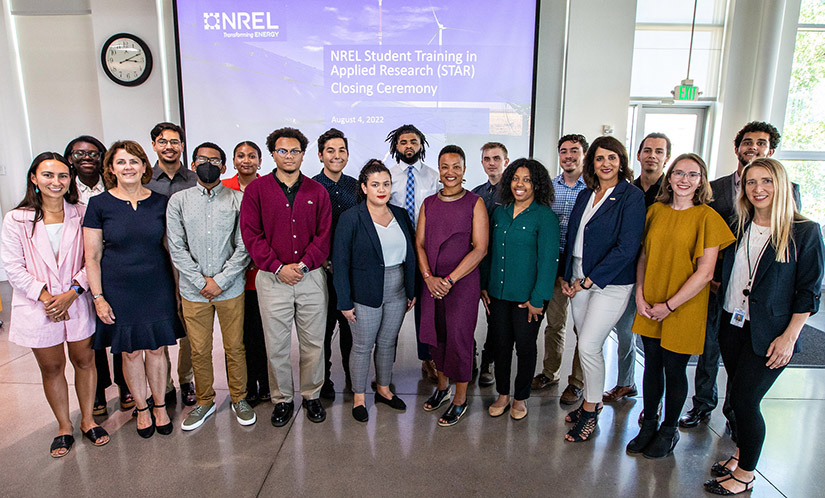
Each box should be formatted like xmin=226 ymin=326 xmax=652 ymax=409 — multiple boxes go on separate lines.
xmin=83 ymin=191 xmax=184 ymax=353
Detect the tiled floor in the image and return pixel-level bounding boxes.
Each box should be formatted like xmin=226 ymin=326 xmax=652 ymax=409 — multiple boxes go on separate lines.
xmin=1 ymin=281 xmax=823 ymax=497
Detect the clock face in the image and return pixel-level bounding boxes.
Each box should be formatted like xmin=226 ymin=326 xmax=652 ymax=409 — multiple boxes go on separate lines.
xmin=101 ymin=33 xmax=153 ymax=86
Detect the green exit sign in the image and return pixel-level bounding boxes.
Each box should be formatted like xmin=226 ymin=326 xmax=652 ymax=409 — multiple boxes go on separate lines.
xmin=675 ymin=85 xmax=698 ymax=100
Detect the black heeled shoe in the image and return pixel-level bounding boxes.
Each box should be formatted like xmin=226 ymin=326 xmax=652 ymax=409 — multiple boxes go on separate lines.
xmin=437 ymin=401 xmax=468 ymax=427
xmin=136 ymin=406 xmax=155 ymax=439
xmin=153 ymin=403 xmax=173 ymax=435
xmin=565 ymin=406 xmax=599 ymax=442
xmin=627 ymin=418 xmax=659 ymax=454
xmin=565 ymin=402 xmax=603 ymax=424
xmin=423 ymin=387 xmax=452 ymax=412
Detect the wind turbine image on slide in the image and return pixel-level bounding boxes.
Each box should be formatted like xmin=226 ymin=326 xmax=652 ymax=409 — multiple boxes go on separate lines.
xmin=427 ymin=7 xmax=471 ymax=46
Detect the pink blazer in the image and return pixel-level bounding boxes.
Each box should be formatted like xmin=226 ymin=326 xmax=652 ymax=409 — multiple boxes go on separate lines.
xmin=0 ymin=202 xmax=94 ymax=348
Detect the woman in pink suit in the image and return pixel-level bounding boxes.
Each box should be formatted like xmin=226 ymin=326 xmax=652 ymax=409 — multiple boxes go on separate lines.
xmin=1 ymin=152 xmax=108 ymax=458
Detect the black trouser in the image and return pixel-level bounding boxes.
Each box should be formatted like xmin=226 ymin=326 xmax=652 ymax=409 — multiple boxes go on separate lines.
xmin=324 ymin=270 xmax=352 ymax=383
xmin=488 ymin=296 xmax=542 ymax=401
xmin=243 ymin=289 xmax=269 ymax=396
xmin=480 ymin=311 xmax=495 ymax=367
xmin=718 ymin=313 xmax=785 ymax=472
xmin=640 ymin=336 xmax=691 ymax=428
xmin=95 ymin=348 xmax=127 ymax=396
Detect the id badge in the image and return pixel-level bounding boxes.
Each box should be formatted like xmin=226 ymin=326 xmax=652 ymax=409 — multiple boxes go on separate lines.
xmin=730 ymin=308 xmax=746 ymax=328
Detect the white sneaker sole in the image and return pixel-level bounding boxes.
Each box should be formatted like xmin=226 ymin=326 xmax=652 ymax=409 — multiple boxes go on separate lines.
xmin=232 ymin=404 xmax=257 ymax=426
xmin=181 ymin=403 xmax=216 ymax=431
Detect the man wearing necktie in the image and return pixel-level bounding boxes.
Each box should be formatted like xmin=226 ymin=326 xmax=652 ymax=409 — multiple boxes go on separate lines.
xmin=387 ymin=124 xmax=440 ymax=380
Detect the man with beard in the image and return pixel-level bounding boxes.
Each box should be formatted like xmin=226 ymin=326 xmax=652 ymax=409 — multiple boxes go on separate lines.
xmin=680 ymin=121 xmax=800 ymax=432
xmin=386 ymin=124 xmax=440 ymax=381
xmin=312 ymin=128 xmax=358 ymax=398
xmin=64 ymin=135 xmax=133 ymax=416
xmin=166 ymin=142 xmax=254 ymax=430
xmin=532 ymin=134 xmax=588 ymax=405
xmin=603 ymin=133 xmax=671 ymax=405
xmin=240 ymin=127 xmax=332 ymax=427
xmin=146 ymin=122 xmax=198 ymax=407
xmin=472 ymin=142 xmax=509 ymax=386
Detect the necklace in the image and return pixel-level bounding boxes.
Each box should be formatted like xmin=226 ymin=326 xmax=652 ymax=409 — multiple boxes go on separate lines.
xmin=42 ymin=207 xmax=64 ymax=214
xmin=439 ymin=188 xmax=465 ymax=199
xmin=753 ymin=222 xmax=770 ymax=236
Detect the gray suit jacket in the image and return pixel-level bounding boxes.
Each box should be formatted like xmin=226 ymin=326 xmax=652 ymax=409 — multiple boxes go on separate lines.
xmin=709 ymin=172 xmax=802 ymax=225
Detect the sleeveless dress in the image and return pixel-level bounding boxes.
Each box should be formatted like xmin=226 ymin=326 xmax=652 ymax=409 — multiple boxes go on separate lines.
xmin=83 ymin=191 xmax=185 ymax=353
xmin=419 ymin=192 xmax=481 ymax=382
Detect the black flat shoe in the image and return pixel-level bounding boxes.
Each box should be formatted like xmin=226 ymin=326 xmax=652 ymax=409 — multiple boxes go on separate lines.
xmin=82 ymin=426 xmax=110 ymax=447
xmin=711 ymin=455 xmax=738 ymax=477
xmin=375 ymin=393 xmax=406 ymax=410
xmin=50 ymin=435 xmax=74 ymax=458
xmin=320 ymin=380 xmax=336 ymax=400
xmin=136 ymin=406 xmax=155 ymax=439
xmin=352 ymin=405 xmax=369 ymax=423
xmin=180 ymin=382 xmax=196 ymax=406
xmin=271 ymin=401 xmax=294 ymax=427
xmin=679 ymin=407 xmax=711 ymax=428
xmin=438 ymin=402 xmax=468 ymax=427
xmin=423 ymin=387 xmax=452 ymax=412
xmin=704 ymin=475 xmax=755 ymax=495
xmin=302 ymin=398 xmax=326 ymax=423
xmin=643 ymin=426 xmax=680 ymax=459
xmin=153 ymin=403 xmax=173 ymax=435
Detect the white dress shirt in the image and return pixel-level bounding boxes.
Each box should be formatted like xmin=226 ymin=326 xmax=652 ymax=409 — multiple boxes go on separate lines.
xmin=389 ymin=160 xmax=439 ymax=227
xmin=75 ymin=176 xmax=105 ymax=205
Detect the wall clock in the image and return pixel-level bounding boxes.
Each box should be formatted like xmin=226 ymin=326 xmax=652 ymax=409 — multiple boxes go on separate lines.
xmin=101 ymin=33 xmax=153 ymax=86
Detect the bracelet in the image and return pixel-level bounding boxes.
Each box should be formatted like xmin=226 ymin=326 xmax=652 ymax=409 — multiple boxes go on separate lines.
xmin=446 ymin=275 xmax=454 ymax=285
xmin=422 ymin=270 xmax=432 ymax=279
xmin=665 ymin=300 xmax=675 ymax=312
xmin=579 ymin=278 xmax=592 ymax=290
xmin=93 ymin=293 xmax=104 ymax=300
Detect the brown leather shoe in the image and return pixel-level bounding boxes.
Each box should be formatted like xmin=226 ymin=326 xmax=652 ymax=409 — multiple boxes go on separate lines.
xmin=421 ymin=360 xmax=438 ymax=382
xmin=531 ymin=373 xmax=559 ymax=390
xmin=560 ymin=384 xmax=582 ymax=405
xmin=602 ymin=384 xmax=638 ymax=402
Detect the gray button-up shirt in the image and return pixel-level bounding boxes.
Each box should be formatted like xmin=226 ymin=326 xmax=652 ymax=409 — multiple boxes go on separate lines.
xmin=147 ymin=161 xmax=198 ymax=198
xmin=166 ymin=183 xmax=249 ymax=302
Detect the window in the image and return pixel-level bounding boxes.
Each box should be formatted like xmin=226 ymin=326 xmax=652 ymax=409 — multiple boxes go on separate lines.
xmin=779 ymin=0 xmax=825 ymax=224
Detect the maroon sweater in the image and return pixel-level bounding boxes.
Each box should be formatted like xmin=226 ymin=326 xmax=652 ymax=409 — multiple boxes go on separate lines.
xmin=240 ymin=172 xmax=331 ymax=273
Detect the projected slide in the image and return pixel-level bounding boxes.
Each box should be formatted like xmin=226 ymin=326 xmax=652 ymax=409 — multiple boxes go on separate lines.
xmin=175 ymin=0 xmax=537 ymax=184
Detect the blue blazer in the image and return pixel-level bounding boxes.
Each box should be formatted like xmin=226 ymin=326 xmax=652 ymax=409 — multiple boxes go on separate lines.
xmin=562 ymin=180 xmax=646 ymax=287
xmin=719 ymin=218 xmax=824 ymax=356
xmin=332 ymin=202 xmax=416 ymax=309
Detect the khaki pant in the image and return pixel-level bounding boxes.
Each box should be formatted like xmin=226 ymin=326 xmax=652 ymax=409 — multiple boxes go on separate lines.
xmin=541 ymin=278 xmax=583 ymax=389
xmin=181 ymin=294 xmax=247 ymax=404
xmin=256 ymin=268 xmax=327 ymax=403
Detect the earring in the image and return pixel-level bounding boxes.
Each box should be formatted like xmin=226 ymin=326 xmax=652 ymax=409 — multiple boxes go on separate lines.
xmin=666 ymin=184 xmax=673 ymax=192
xmin=35 ymin=186 xmax=40 ymax=193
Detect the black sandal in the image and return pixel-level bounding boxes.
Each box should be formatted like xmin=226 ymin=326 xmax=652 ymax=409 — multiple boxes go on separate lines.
xmin=49 ymin=434 xmax=74 ymax=458
xmin=703 ymin=474 xmax=755 ymax=495
xmin=565 ymin=403 xmax=603 ymax=424
xmin=711 ymin=455 xmax=738 ymax=477
xmin=153 ymin=403 xmax=173 ymax=436
xmin=437 ymin=402 xmax=468 ymax=427
xmin=565 ymin=406 xmax=599 ymax=442
xmin=423 ymin=387 xmax=452 ymax=412
xmin=83 ymin=426 xmax=110 ymax=446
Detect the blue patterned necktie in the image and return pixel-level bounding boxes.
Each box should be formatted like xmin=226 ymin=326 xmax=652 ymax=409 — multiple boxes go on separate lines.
xmin=405 ymin=165 xmax=416 ymax=225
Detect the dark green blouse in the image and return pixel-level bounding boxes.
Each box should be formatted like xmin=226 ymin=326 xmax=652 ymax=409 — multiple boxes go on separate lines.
xmin=482 ymin=201 xmax=560 ymax=308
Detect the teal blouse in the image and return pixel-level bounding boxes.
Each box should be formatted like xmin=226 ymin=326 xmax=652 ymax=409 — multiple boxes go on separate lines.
xmin=482 ymin=201 xmax=560 ymax=308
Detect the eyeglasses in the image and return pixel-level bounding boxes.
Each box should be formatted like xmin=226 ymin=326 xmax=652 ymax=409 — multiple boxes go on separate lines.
xmin=71 ymin=150 xmax=100 ymax=160
xmin=672 ymin=170 xmax=702 ymax=180
xmin=274 ymin=148 xmax=303 ymax=157
xmin=194 ymin=156 xmax=222 ymax=166
xmin=155 ymin=138 xmax=182 ymax=147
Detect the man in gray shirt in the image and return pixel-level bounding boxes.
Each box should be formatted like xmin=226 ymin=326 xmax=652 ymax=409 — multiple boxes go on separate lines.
xmin=147 ymin=122 xmax=198 ymax=406
xmin=167 ymin=142 xmax=254 ymax=430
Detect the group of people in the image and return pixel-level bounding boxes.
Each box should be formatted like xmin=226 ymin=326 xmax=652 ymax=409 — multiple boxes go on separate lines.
xmin=1 ymin=120 xmax=822 ymax=496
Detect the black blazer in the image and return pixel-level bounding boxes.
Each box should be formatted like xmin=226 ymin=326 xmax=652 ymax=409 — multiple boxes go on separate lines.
xmin=562 ymin=180 xmax=646 ymax=287
xmin=719 ymin=219 xmax=824 ymax=356
xmin=710 ymin=172 xmax=802 ymax=225
xmin=332 ymin=202 xmax=416 ymax=309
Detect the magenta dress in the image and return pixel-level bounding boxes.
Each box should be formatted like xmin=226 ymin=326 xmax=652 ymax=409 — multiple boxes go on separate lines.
xmin=420 ymin=192 xmax=481 ymax=382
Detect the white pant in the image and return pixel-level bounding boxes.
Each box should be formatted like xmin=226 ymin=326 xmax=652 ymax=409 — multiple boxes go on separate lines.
xmin=569 ymin=258 xmax=633 ymax=404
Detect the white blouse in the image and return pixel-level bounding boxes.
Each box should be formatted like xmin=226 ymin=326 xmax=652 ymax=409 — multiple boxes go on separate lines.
xmin=572 ymin=187 xmax=615 ymax=259
xmin=374 ymin=217 xmax=407 ymax=266
xmin=45 ymin=223 xmax=63 ymax=258
xmin=723 ymin=223 xmax=772 ymax=320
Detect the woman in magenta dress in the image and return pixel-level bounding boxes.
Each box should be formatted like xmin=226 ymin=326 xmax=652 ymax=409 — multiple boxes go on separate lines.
xmin=416 ymin=145 xmax=489 ymax=427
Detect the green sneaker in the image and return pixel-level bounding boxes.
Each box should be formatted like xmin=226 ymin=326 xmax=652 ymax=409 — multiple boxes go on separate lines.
xmin=232 ymin=399 xmax=257 ymax=426
xmin=181 ymin=402 xmax=215 ymax=431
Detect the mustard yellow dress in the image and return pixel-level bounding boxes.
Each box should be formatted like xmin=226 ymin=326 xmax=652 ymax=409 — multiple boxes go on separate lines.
xmin=633 ymin=203 xmax=735 ymax=354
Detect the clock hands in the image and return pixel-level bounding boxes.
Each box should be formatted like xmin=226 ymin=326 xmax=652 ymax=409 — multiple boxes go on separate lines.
xmin=119 ymin=53 xmax=142 ymax=64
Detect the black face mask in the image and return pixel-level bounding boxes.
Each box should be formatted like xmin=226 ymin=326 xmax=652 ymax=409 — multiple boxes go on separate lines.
xmin=196 ymin=163 xmax=222 ymax=184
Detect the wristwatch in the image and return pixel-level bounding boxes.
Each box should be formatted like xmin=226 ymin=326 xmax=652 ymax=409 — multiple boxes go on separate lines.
xmin=299 ymin=262 xmax=310 ymax=274
xmin=579 ymin=278 xmax=592 ymax=290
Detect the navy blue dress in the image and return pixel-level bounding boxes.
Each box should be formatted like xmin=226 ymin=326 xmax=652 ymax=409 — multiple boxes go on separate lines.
xmin=83 ymin=191 xmax=184 ymax=353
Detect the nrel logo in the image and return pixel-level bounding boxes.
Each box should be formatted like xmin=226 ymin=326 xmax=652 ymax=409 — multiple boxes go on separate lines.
xmin=202 ymin=11 xmax=279 ymax=32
